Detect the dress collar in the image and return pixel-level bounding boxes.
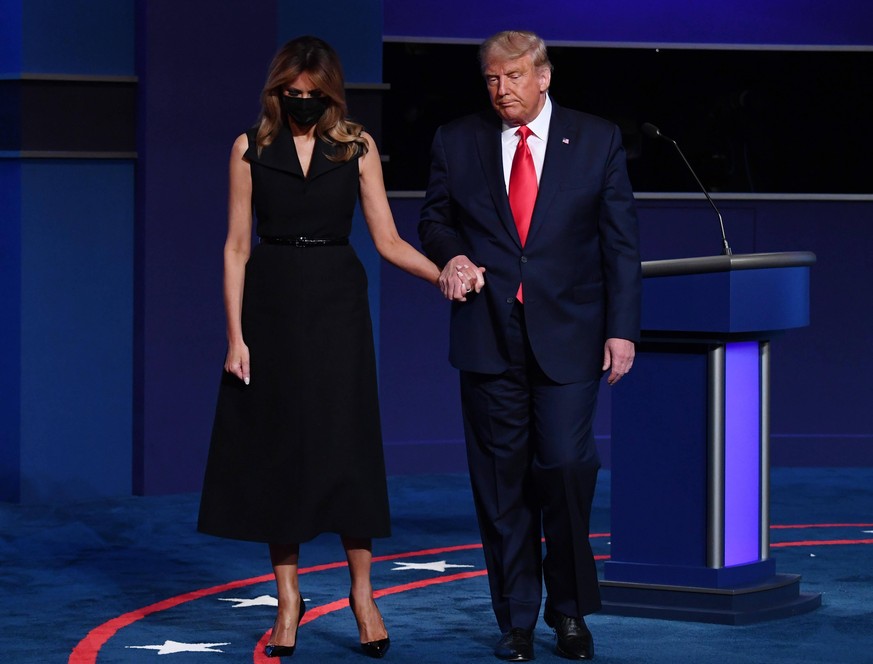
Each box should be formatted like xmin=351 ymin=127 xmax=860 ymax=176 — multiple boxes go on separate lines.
xmin=244 ymin=123 xmax=350 ymax=179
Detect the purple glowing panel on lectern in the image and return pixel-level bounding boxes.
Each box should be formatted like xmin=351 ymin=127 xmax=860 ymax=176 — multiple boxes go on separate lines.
xmin=724 ymin=341 xmax=761 ymax=566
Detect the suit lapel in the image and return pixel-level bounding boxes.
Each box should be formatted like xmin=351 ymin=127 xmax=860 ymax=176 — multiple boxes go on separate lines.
xmin=526 ymin=103 xmax=576 ymax=247
xmin=475 ymin=105 xmax=579 ymax=249
xmin=475 ymin=115 xmax=521 ymax=248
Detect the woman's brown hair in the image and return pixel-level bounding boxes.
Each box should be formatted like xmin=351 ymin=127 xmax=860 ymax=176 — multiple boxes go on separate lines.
xmin=256 ymin=36 xmax=368 ymax=162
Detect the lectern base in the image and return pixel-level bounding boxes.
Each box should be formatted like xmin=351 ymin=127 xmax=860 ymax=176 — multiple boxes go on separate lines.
xmin=599 ymin=574 xmax=821 ymax=625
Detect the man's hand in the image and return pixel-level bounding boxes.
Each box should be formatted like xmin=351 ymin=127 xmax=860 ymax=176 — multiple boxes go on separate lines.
xmin=439 ymin=255 xmax=486 ymax=301
xmin=603 ymin=338 xmax=635 ymax=385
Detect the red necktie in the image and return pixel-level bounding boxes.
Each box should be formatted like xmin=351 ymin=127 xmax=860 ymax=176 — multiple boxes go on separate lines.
xmin=508 ymin=125 xmax=537 ymax=301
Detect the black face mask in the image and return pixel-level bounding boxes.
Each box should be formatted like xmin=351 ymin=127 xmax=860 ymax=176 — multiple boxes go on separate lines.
xmin=282 ymin=95 xmax=328 ymax=127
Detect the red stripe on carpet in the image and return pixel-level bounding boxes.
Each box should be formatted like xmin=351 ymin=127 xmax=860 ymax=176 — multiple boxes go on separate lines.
xmin=771 ymin=523 xmax=873 ymax=529
xmin=77 ymin=526 xmax=873 ymax=663
xmin=68 ymin=542 xmax=493 ymax=663
xmin=772 ymin=538 xmax=873 ymax=547
xmin=68 ymin=574 xmax=276 ymax=664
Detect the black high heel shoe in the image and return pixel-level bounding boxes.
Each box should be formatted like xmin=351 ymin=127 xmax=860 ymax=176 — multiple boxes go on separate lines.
xmin=264 ymin=594 xmax=306 ymax=658
xmin=349 ymin=594 xmax=391 ymax=658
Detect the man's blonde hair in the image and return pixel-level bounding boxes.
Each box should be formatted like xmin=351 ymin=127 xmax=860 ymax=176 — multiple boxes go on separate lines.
xmin=479 ymin=30 xmax=553 ymax=74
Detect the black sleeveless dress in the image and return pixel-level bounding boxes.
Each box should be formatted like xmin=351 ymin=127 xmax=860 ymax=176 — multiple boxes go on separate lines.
xmin=197 ymin=126 xmax=390 ymax=543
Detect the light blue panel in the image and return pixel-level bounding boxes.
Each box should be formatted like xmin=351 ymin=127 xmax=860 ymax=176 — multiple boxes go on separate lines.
xmin=0 ymin=161 xmax=22 ymax=501
xmin=20 ymin=160 xmax=134 ymax=502
xmin=21 ymin=0 xmax=134 ymax=74
xmin=0 ymin=0 xmax=23 ymax=75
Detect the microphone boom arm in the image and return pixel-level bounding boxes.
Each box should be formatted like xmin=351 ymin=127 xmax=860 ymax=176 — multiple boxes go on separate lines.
xmin=666 ymin=137 xmax=732 ymax=256
xmin=641 ymin=122 xmax=732 ymax=256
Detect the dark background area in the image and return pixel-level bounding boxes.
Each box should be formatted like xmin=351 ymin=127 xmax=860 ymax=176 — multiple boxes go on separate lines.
xmin=381 ymin=43 xmax=873 ymax=193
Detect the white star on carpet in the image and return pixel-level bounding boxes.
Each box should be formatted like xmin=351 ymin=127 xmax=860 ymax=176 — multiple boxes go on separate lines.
xmin=392 ymin=560 xmax=475 ymax=572
xmin=218 ymin=594 xmax=279 ymax=608
xmin=126 ymin=640 xmax=229 ymax=654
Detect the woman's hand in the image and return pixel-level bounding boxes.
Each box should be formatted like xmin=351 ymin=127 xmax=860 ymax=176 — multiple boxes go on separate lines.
xmin=439 ymin=255 xmax=486 ymax=301
xmin=224 ymin=341 xmax=251 ymax=385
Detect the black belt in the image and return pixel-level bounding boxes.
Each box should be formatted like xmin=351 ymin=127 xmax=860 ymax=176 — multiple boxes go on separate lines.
xmin=259 ymin=236 xmax=349 ymax=247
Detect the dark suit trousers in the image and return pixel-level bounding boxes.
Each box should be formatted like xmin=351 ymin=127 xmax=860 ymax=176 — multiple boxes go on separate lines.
xmin=460 ymin=303 xmax=602 ymax=633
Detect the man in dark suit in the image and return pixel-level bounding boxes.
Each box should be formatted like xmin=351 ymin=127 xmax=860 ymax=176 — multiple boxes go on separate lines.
xmin=418 ymin=31 xmax=641 ymax=661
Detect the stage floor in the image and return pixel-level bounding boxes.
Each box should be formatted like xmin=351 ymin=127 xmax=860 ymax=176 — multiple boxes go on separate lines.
xmin=2 ymin=468 xmax=872 ymax=663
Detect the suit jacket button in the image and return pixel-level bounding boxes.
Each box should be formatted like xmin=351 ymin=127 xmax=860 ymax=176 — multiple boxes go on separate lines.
xmin=521 ymin=256 xmax=528 ymax=263
xmin=506 ymin=297 xmax=514 ymax=304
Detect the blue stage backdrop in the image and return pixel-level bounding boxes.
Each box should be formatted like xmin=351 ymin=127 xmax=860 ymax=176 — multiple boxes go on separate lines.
xmin=383 ymin=0 xmax=873 ymax=46
xmin=1 ymin=0 xmax=136 ymax=503
xmin=3 ymin=0 xmax=872 ymax=503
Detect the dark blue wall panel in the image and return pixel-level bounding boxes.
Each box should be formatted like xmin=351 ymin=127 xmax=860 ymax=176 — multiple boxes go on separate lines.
xmin=278 ymin=0 xmax=383 ymax=83
xmin=20 ymin=0 xmax=134 ymax=74
xmin=19 ymin=160 xmax=134 ymax=502
xmin=378 ymin=200 xmax=464 ymax=472
xmin=2 ymin=0 xmax=136 ymax=504
xmin=0 ymin=1 xmax=22 ymax=75
xmin=0 ymin=161 xmax=22 ymax=501
xmin=134 ymin=0 xmax=278 ymax=495
xmin=754 ymin=201 xmax=873 ymax=465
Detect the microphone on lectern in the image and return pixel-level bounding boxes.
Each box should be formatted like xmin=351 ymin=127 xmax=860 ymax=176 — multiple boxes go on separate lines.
xmin=641 ymin=122 xmax=732 ymax=256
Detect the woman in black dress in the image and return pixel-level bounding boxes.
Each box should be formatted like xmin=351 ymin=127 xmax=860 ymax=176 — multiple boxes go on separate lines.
xmin=197 ymin=36 xmax=469 ymax=659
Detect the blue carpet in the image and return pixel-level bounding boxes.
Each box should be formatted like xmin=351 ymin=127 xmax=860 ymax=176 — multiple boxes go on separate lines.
xmin=1 ymin=468 xmax=872 ymax=663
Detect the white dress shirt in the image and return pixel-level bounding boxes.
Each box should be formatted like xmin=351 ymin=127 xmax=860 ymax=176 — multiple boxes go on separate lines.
xmin=501 ymin=94 xmax=552 ymax=192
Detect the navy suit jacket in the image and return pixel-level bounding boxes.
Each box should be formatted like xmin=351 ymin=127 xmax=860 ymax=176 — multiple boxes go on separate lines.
xmin=418 ymin=102 xmax=642 ymax=384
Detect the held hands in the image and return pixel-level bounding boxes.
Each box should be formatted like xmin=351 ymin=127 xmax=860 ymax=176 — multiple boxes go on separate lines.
xmin=225 ymin=341 xmax=251 ymax=385
xmin=603 ymin=338 xmax=635 ymax=385
xmin=439 ymin=255 xmax=486 ymax=301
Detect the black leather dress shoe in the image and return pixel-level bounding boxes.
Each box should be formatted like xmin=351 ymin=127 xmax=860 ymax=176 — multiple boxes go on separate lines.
xmin=494 ymin=627 xmax=534 ymax=661
xmin=543 ymin=605 xmax=593 ymax=660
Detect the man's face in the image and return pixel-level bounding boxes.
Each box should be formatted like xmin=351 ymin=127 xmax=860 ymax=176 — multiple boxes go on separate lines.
xmin=483 ymin=53 xmax=550 ymax=126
